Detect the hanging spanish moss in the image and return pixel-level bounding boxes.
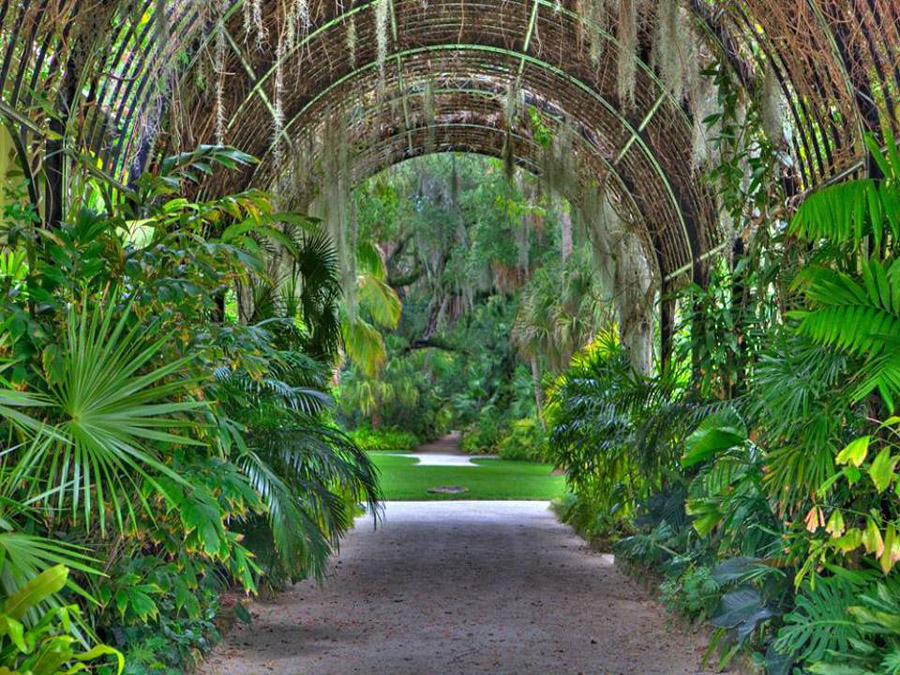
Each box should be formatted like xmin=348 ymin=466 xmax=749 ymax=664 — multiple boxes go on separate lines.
xmin=375 ymin=0 xmax=391 ymax=94
xmin=272 ymin=37 xmax=286 ymax=176
xmin=580 ymin=182 xmax=617 ymax=296
xmin=214 ymin=0 xmax=228 ymax=145
xmin=317 ymin=111 xmax=358 ymax=318
xmin=690 ymin=74 xmax=718 ymax=171
xmin=617 ymin=0 xmax=637 ymax=108
xmin=246 ymin=0 xmax=267 ymax=46
xmin=283 ymin=0 xmax=310 ymax=50
xmin=346 ymin=191 xmax=360 ymax=320
xmin=580 ymin=181 xmax=653 ymax=373
xmin=502 ymin=83 xmax=522 ymax=179
xmin=653 ymin=0 xmax=684 ymax=101
xmin=423 ymin=80 xmax=437 ymax=153
xmin=761 ymin=63 xmax=786 ymax=144
xmin=243 ymin=0 xmax=253 ymax=39
xmin=295 ymin=0 xmax=310 ymax=35
xmin=584 ymin=0 xmax=609 ymax=65
xmin=346 ymin=14 xmax=357 ymax=67
xmin=515 ymin=173 xmax=532 ymax=275
xmin=540 ymin=121 xmax=577 ymax=200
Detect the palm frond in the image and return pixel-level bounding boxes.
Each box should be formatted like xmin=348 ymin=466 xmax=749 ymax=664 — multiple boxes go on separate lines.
xmin=793 ymin=260 xmax=900 ymax=408
xmin=14 ymin=301 xmax=203 ymax=533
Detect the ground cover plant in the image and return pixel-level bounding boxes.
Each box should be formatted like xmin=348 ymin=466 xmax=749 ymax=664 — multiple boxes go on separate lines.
xmin=348 ymin=427 xmax=419 ymax=453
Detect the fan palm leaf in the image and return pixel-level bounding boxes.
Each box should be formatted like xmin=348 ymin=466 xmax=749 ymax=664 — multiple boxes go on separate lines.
xmin=12 ymin=301 xmax=203 ymax=533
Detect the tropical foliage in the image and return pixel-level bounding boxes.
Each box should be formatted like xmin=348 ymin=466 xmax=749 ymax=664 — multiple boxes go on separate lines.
xmin=0 ymin=145 xmax=379 ymax=671
xmin=338 ymin=154 xmax=607 ymax=458
xmin=546 ymin=100 xmax=900 ymax=672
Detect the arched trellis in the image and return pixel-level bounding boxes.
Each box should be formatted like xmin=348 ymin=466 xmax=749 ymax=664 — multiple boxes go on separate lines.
xmin=194 ymin=0 xmax=718 ymax=286
xmin=2 ymin=0 xmax=895 ymax=218
xmin=254 ymin=52 xmax=696 ymax=281
xmin=1 ymin=0 xmax=898 ymax=362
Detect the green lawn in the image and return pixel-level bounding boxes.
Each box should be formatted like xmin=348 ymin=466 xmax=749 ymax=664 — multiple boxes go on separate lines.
xmin=369 ymin=454 xmax=566 ymax=500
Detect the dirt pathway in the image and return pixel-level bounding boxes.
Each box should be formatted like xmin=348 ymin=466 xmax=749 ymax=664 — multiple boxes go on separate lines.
xmin=203 ymin=502 xmax=713 ymax=675
xmin=412 ymin=431 xmax=464 ymax=455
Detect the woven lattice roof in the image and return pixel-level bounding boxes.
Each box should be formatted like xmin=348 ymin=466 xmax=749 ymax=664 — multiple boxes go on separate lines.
xmin=1 ymin=0 xmax=898 ymax=283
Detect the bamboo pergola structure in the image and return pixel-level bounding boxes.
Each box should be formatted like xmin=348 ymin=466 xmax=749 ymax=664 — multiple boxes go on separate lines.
xmin=1 ymin=0 xmax=898 ymax=302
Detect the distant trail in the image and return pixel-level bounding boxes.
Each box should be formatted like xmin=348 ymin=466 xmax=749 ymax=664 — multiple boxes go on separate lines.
xmin=413 ymin=431 xmax=463 ymax=455
xmin=202 ymin=502 xmax=714 ymax=675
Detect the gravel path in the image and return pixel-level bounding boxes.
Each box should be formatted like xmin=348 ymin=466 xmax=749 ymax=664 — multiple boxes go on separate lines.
xmin=203 ymin=502 xmax=714 ymax=674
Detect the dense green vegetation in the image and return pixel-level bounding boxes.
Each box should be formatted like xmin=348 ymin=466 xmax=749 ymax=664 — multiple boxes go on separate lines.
xmin=1 ymin=6 xmax=899 ymax=672
xmin=546 ymin=109 xmax=900 ymax=671
xmin=370 ymin=455 xmax=565 ymax=501
xmin=338 ymin=154 xmax=606 ymax=462
xmin=0 ymin=147 xmax=379 ymax=673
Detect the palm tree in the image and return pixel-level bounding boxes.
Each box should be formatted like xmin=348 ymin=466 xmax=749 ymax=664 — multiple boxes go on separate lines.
xmin=512 ymin=248 xmax=610 ymax=426
xmin=341 ymin=241 xmax=403 ymax=377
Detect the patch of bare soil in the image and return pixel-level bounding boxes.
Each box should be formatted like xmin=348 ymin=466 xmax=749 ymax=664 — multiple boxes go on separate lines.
xmin=201 ymin=502 xmax=714 ymax=675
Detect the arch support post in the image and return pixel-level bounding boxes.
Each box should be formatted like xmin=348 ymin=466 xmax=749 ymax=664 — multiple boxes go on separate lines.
xmin=690 ymin=261 xmax=708 ymax=389
xmin=660 ymin=288 xmax=675 ymax=371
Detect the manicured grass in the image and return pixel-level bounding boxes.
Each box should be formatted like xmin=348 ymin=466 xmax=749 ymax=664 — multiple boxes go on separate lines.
xmin=369 ymin=454 xmax=566 ymax=500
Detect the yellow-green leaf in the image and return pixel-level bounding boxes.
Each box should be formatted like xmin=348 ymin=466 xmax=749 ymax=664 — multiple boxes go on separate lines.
xmin=836 ymin=435 xmax=870 ymax=467
xmin=869 ymin=447 xmax=898 ymax=492
xmin=831 ymin=527 xmax=862 ymax=554
xmin=863 ymin=518 xmax=885 ymax=557
xmin=883 ymin=526 xmax=896 ymax=573
xmin=3 ymin=565 xmax=67 ymax=620
xmin=826 ymin=510 xmax=845 ymax=538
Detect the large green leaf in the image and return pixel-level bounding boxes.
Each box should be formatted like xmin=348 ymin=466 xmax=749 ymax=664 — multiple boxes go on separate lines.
xmin=2 ymin=565 xmax=67 ymax=621
xmin=868 ymin=446 xmax=898 ymax=493
xmin=682 ymin=426 xmax=746 ymax=468
xmin=775 ymin=578 xmax=862 ymax=663
xmin=710 ymin=586 xmax=775 ymax=642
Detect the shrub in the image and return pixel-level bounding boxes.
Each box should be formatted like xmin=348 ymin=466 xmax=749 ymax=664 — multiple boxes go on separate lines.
xmin=349 ymin=427 xmax=419 ymax=453
xmin=497 ymin=417 xmax=549 ymax=461
xmin=461 ymin=420 xmax=506 ymax=454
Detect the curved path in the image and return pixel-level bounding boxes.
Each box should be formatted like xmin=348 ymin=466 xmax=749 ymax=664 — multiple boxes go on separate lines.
xmin=203 ymin=502 xmax=714 ymax=674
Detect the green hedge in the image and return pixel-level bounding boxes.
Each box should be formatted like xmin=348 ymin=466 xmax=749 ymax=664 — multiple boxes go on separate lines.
xmin=349 ymin=427 xmax=419 ymax=453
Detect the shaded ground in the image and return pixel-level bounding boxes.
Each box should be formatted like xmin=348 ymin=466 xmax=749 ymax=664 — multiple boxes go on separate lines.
xmin=203 ymin=502 xmax=714 ymax=675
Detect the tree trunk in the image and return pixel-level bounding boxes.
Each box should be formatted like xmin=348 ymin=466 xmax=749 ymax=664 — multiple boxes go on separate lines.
xmin=560 ymin=206 xmax=573 ymax=262
xmin=531 ymin=356 xmax=546 ymax=431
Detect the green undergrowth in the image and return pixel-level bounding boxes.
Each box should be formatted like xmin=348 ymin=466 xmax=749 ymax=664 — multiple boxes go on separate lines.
xmin=348 ymin=427 xmax=419 ymax=453
xmin=369 ymin=454 xmax=565 ymax=500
